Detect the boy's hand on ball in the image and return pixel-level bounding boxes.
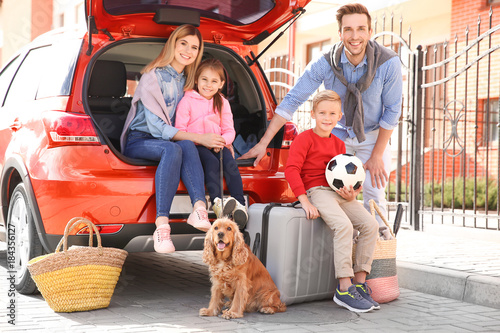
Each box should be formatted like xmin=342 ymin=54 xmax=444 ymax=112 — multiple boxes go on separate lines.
xmin=336 ymin=185 xmax=362 ymax=201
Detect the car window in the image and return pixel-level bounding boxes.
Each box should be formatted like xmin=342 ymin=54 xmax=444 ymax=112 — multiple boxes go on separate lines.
xmin=0 ymin=56 xmax=22 ymax=107
xmin=3 ymin=40 xmax=80 ymax=106
xmin=3 ymin=46 xmax=52 ymax=106
xmin=37 ymin=40 xmax=81 ymax=99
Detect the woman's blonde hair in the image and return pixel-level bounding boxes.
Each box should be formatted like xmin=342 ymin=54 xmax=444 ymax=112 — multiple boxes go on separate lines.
xmin=142 ymin=24 xmax=204 ymax=91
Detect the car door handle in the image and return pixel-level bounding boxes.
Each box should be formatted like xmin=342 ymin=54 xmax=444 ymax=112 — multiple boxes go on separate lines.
xmin=9 ymin=120 xmax=21 ymax=131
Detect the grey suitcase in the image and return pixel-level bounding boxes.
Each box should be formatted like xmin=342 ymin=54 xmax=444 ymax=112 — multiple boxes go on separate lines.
xmin=244 ymin=202 xmax=337 ymax=305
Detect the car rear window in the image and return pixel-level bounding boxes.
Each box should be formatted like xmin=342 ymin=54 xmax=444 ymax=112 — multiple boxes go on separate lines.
xmin=103 ymin=0 xmax=275 ymax=25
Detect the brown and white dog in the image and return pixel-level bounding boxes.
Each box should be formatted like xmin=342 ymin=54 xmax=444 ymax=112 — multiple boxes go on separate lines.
xmin=199 ymin=217 xmax=286 ymax=319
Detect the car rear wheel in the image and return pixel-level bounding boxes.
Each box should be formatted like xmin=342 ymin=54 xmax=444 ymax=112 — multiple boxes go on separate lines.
xmin=7 ymin=183 xmax=43 ymax=294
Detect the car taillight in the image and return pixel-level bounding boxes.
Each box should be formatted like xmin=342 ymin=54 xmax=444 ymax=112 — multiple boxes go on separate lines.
xmin=281 ymin=121 xmax=298 ymax=148
xmin=43 ymin=111 xmax=100 ymax=147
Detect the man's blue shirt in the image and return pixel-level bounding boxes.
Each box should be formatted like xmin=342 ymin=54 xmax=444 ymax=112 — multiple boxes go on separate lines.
xmin=275 ymin=48 xmax=403 ymax=140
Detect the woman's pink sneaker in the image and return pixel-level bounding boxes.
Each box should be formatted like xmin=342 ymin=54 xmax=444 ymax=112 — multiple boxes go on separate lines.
xmin=153 ymin=224 xmax=175 ymax=253
xmin=187 ymin=207 xmax=211 ymax=232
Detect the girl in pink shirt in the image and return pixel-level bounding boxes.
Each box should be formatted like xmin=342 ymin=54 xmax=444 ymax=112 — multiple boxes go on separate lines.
xmin=175 ymin=59 xmax=247 ymax=227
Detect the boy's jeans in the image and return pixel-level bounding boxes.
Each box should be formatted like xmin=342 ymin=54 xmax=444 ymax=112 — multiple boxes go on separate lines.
xmin=307 ymin=186 xmax=379 ymax=279
xmin=124 ymin=130 xmax=206 ymax=218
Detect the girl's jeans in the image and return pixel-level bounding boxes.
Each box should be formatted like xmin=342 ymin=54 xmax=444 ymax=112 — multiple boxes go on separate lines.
xmin=196 ymin=146 xmax=245 ymax=206
xmin=124 ymin=130 xmax=206 ymax=218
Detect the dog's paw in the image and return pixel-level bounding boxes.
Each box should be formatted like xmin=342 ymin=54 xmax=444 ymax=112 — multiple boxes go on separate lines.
xmin=221 ymin=309 xmax=243 ymax=319
xmin=259 ymin=306 xmax=277 ymax=314
xmin=199 ymin=308 xmax=217 ymax=316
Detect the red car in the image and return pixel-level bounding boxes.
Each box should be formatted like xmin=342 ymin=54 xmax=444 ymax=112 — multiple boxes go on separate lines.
xmin=0 ymin=0 xmax=310 ymax=294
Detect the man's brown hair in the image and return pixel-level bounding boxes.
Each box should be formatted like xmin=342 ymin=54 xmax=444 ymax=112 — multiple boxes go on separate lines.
xmin=336 ymin=3 xmax=372 ymax=32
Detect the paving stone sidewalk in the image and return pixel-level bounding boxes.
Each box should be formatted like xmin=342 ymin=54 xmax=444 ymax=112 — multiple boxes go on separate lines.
xmin=395 ymin=223 xmax=500 ymax=310
xmin=396 ymin=224 xmax=500 ymax=278
xmin=2 ymin=231 xmax=500 ymax=333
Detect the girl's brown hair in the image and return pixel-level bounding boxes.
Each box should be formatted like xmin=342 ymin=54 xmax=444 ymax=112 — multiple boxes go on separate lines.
xmin=194 ymin=58 xmax=226 ymax=116
xmin=142 ymin=24 xmax=204 ymax=91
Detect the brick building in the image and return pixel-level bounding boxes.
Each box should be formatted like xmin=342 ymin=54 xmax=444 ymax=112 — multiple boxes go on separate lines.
xmin=417 ymin=0 xmax=499 ymax=182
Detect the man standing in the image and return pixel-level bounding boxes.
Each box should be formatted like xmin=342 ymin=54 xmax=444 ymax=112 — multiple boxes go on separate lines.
xmin=240 ymin=3 xmax=402 ymax=222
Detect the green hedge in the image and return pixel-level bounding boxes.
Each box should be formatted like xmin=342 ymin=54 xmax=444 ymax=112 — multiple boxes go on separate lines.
xmin=386 ymin=182 xmax=408 ymax=201
xmin=423 ymin=178 xmax=498 ymax=210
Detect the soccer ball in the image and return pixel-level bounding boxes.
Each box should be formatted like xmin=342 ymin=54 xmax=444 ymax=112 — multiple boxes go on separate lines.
xmin=325 ymin=154 xmax=366 ymax=191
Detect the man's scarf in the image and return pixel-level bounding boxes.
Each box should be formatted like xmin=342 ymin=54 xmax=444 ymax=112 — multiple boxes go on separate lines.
xmin=323 ymin=40 xmax=397 ymax=142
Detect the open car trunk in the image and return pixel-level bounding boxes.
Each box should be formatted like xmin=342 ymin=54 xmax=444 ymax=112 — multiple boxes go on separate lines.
xmin=85 ymin=39 xmax=266 ymax=166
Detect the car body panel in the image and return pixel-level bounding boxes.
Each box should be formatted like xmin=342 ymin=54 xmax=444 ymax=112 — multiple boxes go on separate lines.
xmin=87 ymin=0 xmax=310 ymax=44
xmin=0 ymin=1 xmax=307 ymax=256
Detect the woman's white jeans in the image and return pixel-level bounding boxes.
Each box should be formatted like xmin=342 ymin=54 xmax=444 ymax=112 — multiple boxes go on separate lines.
xmin=344 ymin=129 xmax=392 ymax=226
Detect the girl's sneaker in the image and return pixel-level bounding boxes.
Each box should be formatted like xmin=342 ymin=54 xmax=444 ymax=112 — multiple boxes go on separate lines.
xmin=232 ymin=201 xmax=248 ymax=229
xmin=212 ymin=197 xmax=237 ymax=218
xmin=153 ymin=224 xmax=175 ymax=253
xmin=187 ymin=207 xmax=212 ymax=232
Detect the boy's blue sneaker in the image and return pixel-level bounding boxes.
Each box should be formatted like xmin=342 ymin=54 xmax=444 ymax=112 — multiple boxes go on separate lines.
xmin=355 ymin=282 xmax=380 ymax=310
xmin=333 ymin=285 xmax=374 ymax=313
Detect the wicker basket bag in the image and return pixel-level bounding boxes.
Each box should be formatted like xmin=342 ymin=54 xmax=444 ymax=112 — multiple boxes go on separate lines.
xmin=353 ymin=200 xmax=399 ymax=304
xmin=27 ymin=218 xmax=128 ymax=312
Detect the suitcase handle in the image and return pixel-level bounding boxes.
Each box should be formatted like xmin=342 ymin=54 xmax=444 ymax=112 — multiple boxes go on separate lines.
xmin=252 ymin=232 xmax=261 ymax=258
xmin=259 ymin=201 xmax=302 ymax=266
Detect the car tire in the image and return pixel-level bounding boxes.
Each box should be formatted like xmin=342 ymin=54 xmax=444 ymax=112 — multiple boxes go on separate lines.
xmin=7 ymin=183 xmax=43 ymax=295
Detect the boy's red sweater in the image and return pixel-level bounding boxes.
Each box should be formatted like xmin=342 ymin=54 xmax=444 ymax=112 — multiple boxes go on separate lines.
xmin=285 ymin=129 xmax=346 ymax=198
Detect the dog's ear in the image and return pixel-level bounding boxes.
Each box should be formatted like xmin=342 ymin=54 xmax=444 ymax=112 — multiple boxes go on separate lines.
xmin=231 ymin=225 xmax=248 ymax=266
xmin=202 ymin=225 xmax=216 ymax=265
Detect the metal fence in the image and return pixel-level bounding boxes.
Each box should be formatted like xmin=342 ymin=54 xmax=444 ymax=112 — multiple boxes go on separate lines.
xmin=411 ymin=8 xmax=500 ymax=230
xmin=262 ymin=9 xmax=500 ymax=231
xmin=262 ymin=58 xmax=315 ymax=133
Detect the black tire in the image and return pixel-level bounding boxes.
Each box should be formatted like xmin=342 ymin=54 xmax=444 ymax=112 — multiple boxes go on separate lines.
xmin=6 ymin=183 xmax=43 ymax=294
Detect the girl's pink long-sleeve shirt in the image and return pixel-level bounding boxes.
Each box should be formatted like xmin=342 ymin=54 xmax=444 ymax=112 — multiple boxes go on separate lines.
xmin=175 ymin=90 xmax=235 ymax=145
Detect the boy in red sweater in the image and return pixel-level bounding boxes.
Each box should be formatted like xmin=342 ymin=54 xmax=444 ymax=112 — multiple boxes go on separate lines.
xmin=285 ymin=90 xmax=379 ymax=313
